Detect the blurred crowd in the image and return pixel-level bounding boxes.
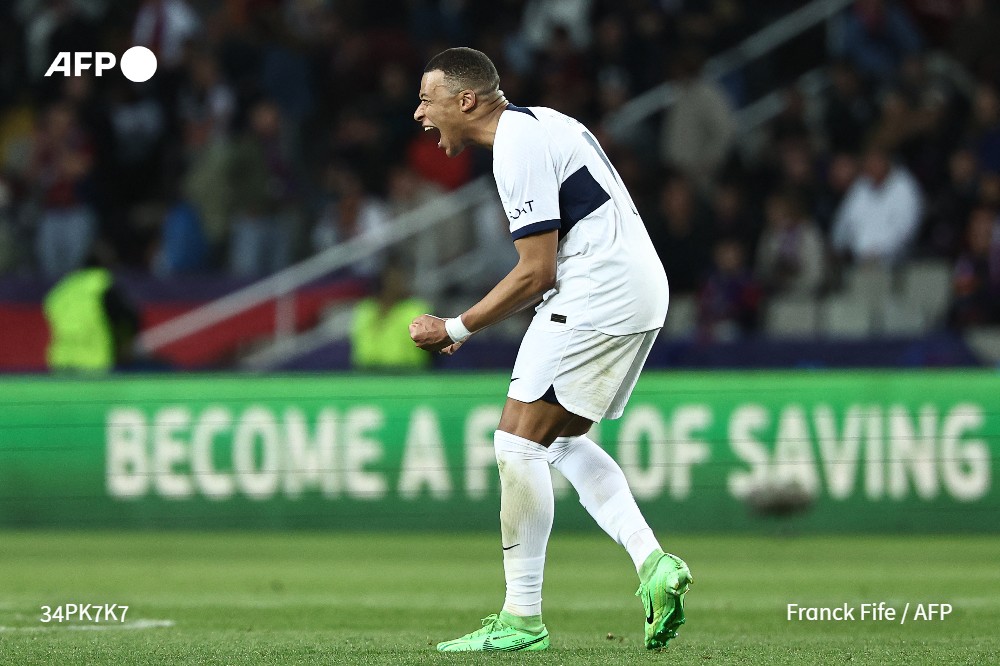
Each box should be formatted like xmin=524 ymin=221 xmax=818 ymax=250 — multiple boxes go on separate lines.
xmin=1 ymin=0 xmax=1000 ymax=340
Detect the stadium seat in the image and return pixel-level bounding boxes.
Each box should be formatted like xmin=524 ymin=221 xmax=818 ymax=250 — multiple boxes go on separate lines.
xmin=901 ymin=259 xmax=952 ymax=328
xmin=842 ymin=263 xmax=895 ymax=305
xmin=819 ymin=294 xmax=872 ymax=339
xmin=763 ymin=296 xmax=819 ymax=338
xmin=664 ymin=295 xmax=697 ymax=339
xmin=964 ymin=326 xmax=1000 ymax=365
xmin=882 ymin=297 xmax=927 ymax=336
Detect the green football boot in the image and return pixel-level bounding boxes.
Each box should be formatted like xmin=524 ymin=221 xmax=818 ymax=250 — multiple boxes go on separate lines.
xmin=635 ymin=552 xmax=692 ymax=649
xmin=436 ymin=613 xmax=550 ymax=652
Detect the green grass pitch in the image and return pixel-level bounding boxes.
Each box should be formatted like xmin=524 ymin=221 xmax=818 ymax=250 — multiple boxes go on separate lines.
xmin=0 ymin=531 xmax=996 ymax=665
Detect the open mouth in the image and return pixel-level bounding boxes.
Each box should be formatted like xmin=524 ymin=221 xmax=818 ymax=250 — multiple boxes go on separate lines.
xmin=423 ymin=125 xmax=442 ymax=148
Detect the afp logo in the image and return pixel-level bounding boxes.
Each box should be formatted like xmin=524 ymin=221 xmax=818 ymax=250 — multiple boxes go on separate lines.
xmin=44 ymin=46 xmax=158 ymax=83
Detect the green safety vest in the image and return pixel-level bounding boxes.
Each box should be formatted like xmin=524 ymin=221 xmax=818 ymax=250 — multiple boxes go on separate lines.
xmin=44 ymin=268 xmax=115 ymax=372
xmin=351 ymin=297 xmax=432 ymax=370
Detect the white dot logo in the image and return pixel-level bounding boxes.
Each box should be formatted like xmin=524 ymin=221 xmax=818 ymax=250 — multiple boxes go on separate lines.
xmin=120 ymin=46 xmax=157 ymax=83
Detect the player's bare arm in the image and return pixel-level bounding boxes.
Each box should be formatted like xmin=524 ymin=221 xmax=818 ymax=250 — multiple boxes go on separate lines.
xmin=462 ymin=230 xmax=557 ymax=330
xmin=409 ymin=230 xmax=557 ymax=353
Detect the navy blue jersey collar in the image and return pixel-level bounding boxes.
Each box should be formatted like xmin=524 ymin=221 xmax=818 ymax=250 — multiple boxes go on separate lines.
xmin=504 ymin=104 xmax=536 ymax=119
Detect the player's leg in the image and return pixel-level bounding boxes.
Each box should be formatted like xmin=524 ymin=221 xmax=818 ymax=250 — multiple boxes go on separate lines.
xmin=437 ymin=397 xmax=576 ymax=652
xmin=545 ymin=330 xmax=691 ymax=649
xmin=547 ymin=424 xmax=690 ymax=648
xmin=495 ymin=397 xmax=579 ymax=623
xmin=547 ymin=420 xmax=662 ymax=572
xmin=495 ymin=392 xmax=582 ymax=445
xmin=544 ymin=329 xmax=664 ymax=573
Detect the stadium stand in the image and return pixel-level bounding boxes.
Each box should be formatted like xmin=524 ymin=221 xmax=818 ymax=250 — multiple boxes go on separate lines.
xmin=1 ymin=0 xmax=999 ymax=370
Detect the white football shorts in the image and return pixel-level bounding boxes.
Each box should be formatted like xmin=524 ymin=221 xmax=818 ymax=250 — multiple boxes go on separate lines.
xmin=507 ymin=318 xmax=660 ymax=422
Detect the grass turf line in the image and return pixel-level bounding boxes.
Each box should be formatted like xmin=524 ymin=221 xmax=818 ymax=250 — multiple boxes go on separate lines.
xmin=0 ymin=532 xmax=996 ymax=665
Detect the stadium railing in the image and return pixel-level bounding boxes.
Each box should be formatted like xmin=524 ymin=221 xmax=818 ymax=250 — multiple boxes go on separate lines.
xmin=137 ymin=177 xmax=498 ymax=363
xmin=139 ymin=0 xmax=979 ymax=370
xmin=604 ymin=0 xmax=855 ymax=140
xmin=140 ymin=1 xmax=861 ymax=369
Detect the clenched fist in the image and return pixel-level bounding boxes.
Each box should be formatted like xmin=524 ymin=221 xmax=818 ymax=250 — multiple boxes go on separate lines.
xmin=409 ymin=314 xmax=465 ymax=355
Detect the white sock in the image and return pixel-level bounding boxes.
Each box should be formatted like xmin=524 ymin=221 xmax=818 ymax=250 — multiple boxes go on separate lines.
xmin=548 ymin=435 xmax=662 ymax=572
xmin=494 ymin=430 xmax=553 ymax=617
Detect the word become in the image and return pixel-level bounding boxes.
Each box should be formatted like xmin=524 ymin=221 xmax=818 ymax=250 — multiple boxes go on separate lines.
xmin=40 ymin=604 xmax=130 ymax=623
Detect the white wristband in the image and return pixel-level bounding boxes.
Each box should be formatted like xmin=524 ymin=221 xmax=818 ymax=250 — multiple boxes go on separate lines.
xmin=444 ymin=316 xmax=472 ymax=343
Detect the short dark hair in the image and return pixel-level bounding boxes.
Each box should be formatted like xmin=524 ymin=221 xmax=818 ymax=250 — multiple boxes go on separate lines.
xmin=424 ymin=47 xmax=500 ymax=95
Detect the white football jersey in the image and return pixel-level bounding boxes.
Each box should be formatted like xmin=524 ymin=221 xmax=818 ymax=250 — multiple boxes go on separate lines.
xmin=492 ymin=105 xmax=669 ymax=335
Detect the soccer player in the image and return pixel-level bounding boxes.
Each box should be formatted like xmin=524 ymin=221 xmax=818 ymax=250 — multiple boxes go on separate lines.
xmin=408 ymin=47 xmax=691 ymax=652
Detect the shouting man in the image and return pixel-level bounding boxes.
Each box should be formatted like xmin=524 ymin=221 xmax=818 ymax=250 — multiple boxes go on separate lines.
xmin=409 ymin=47 xmax=691 ymax=652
